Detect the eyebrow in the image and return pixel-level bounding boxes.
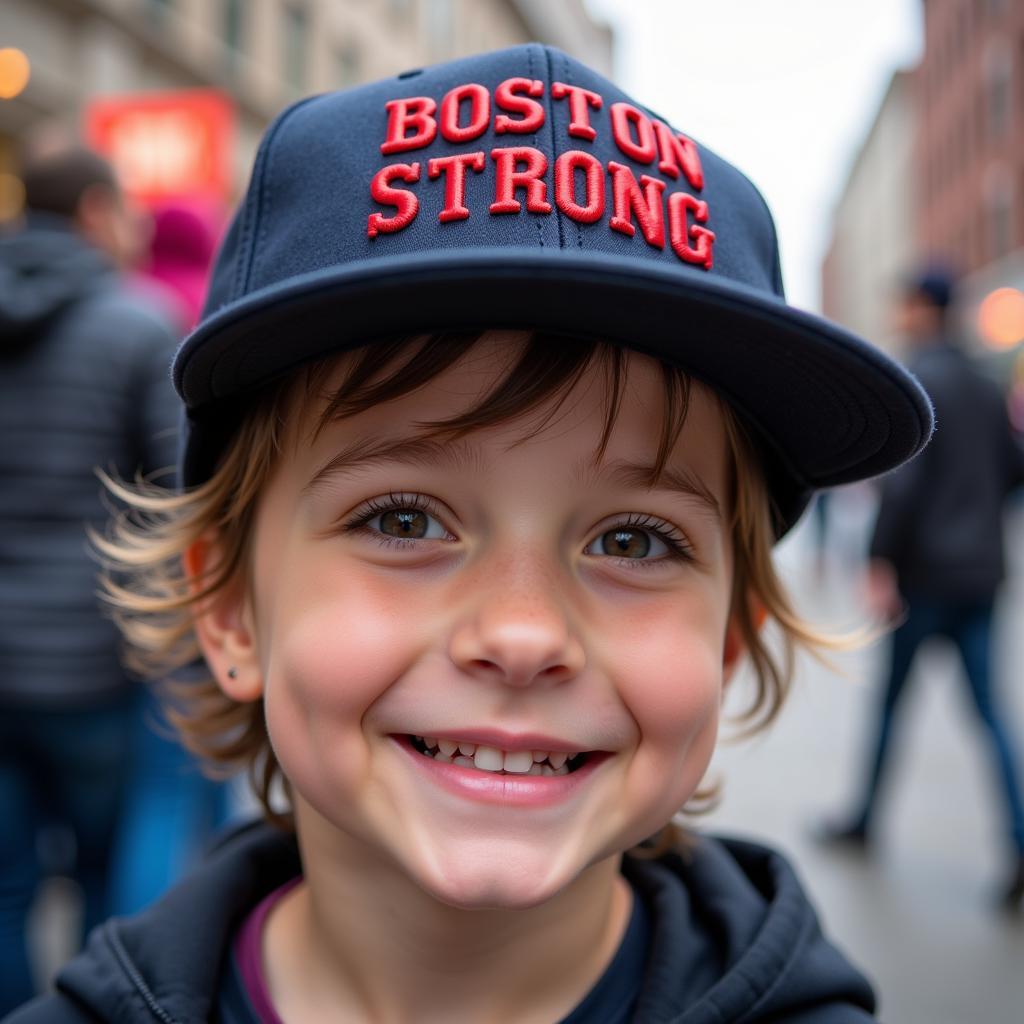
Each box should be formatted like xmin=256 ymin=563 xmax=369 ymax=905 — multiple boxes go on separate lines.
xmin=304 ymin=435 xmax=489 ymax=493
xmin=304 ymin=436 xmax=721 ymax=521
xmin=573 ymin=458 xmax=722 ymax=522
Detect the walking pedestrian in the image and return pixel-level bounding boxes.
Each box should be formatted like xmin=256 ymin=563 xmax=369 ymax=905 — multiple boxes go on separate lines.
xmin=821 ymin=268 xmax=1024 ymax=911
xmin=0 ymin=143 xmax=178 ymax=1010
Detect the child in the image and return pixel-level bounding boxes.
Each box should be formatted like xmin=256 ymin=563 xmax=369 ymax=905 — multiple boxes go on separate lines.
xmin=8 ymin=45 xmax=932 ymax=1023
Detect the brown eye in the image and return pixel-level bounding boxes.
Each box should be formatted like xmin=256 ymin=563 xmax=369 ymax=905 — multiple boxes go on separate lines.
xmin=379 ymin=509 xmax=429 ymax=538
xmin=601 ymin=528 xmax=650 ymax=558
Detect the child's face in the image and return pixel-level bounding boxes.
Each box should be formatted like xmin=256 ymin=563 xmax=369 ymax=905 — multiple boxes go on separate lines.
xmin=206 ymin=333 xmax=745 ymax=909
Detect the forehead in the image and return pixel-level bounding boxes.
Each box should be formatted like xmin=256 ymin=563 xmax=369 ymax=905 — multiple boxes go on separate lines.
xmin=287 ymin=331 xmax=731 ymax=494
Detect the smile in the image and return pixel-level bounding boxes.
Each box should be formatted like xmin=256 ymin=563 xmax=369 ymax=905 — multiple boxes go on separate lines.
xmin=408 ymin=735 xmax=587 ymax=776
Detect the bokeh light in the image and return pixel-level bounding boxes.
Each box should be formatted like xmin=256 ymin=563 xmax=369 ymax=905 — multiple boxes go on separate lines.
xmin=0 ymin=48 xmax=31 ymax=100
xmin=978 ymin=287 xmax=1024 ymax=350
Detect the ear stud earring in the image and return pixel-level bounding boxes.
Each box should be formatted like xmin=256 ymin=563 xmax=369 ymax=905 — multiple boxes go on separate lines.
xmin=227 ymin=667 xmax=238 ymax=679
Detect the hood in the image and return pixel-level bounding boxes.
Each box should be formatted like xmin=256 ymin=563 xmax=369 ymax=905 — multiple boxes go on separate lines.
xmin=624 ymin=837 xmax=876 ymax=1021
xmin=0 ymin=218 xmax=112 ymax=341
xmin=25 ymin=825 xmax=874 ymax=1023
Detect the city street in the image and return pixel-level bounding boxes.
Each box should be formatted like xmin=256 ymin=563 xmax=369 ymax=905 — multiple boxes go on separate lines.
xmin=704 ymin=493 xmax=1024 ymax=1024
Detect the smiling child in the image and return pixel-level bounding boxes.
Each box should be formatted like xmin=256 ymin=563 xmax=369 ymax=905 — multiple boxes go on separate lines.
xmin=7 ymin=45 xmax=932 ymax=1024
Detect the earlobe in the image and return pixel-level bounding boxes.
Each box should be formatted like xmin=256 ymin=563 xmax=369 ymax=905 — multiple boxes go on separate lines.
xmin=183 ymin=538 xmax=263 ymax=703
xmin=722 ymin=595 xmax=766 ymax=684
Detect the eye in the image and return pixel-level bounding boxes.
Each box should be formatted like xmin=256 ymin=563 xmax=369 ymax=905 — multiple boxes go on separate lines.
xmin=344 ymin=493 xmax=452 ymax=545
xmin=584 ymin=514 xmax=693 ymax=564
xmin=373 ymin=508 xmax=446 ymax=540
xmin=588 ymin=526 xmax=668 ymax=559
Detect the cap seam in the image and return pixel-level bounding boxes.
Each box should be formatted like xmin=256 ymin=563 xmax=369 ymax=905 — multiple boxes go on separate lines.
xmin=561 ymin=49 xmax=584 ymax=253
xmin=542 ymin=45 xmax=566 ymax=250
xmin=234 ymin=94 xmax=323 ymax=304
xmin=527 ymin=45 xmax=544 ymax=250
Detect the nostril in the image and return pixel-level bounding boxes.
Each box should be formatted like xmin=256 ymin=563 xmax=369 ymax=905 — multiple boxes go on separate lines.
xmin=540 ymin=664 xmax=571 ymax=680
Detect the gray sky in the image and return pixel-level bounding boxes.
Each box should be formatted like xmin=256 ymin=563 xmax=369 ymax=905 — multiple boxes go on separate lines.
xmin=585 ymin=0 xmax=922 ymax=312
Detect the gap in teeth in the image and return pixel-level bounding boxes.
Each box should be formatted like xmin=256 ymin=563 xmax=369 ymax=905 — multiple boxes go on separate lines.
xmin=411 ymin=736 xmax=582 ymax=775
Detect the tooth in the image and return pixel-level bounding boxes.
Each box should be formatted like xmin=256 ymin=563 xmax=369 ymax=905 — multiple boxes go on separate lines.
xmin=438 ymin=739 xmax=458 ymax=757
xmin=542 ymin=765 xmax=555 ymax=776
xmin=425 ymin=737 xmax=439 ymax=750
xmin=528 ymin=763 xmax=543 ymax=775
xmin=532 ymin=751 xmax=546 ymax=763
xmin=473 ymin=745 xmax=503 ymax=772
xmin=553 ymin=764 xmax=569 ymax=776
xmin=458 ymin=742 xmax=477 ymax=756
xmin=548 ymin=752 xmax=568 ymax=770
xmin=503 ymin=750 xmax=533 ymax=773
xmin=453 ymin=755 xmax=475 ymax=768
xmin=432 ymin=752 xmax=452 ymax=764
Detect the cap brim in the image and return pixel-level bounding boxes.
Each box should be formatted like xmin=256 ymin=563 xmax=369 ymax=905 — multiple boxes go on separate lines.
xmin=174 ymin=248 xmax=932 ymax=530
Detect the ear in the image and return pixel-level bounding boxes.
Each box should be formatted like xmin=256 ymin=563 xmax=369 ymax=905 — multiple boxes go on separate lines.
xmin=74 ymin=183 xmax=115 ymax=238
xmin=722 ymin=593 xmax=766 ymax=684
xmin=184 ymin=538 xmax=263 ymax=703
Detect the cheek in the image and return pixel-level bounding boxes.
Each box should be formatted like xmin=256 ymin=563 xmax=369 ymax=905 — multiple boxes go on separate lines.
xmin=605 ymin=591 xmax=725 ymax=780
xmin=255 ymin=555 xmax=436 ymax=790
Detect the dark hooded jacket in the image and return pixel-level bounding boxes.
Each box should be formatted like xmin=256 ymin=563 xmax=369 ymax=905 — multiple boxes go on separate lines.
xmin=869 ymin=338 xmax=1024 ymax=601
xmin=0 ymin=217 xmax=178 ymax=705
xmin=5 ymin=822 xmax=876 ymax=1023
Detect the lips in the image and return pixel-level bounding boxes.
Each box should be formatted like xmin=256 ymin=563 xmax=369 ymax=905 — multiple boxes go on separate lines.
xmin=408 ymin=735 xmax=587 ymax=776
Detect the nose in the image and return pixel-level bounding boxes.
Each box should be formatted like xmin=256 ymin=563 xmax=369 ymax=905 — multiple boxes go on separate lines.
xmin=447 ymin=560 xmax=586 ymax=688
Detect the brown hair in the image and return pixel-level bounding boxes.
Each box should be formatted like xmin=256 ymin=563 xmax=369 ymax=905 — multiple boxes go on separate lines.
xmin=22 ymin=143 xmax=119 ymax=218
xmin=96 ymin=330 xmax=835 ymax=830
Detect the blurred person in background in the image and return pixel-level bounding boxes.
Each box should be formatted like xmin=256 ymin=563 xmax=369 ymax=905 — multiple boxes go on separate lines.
xmin=821 ymin=268 xmax=1024 ymax=912
xmin=0 ymin=143 xmax=178 ymax=1010
xmin=133 ymin=199 xmax=221 ymax=333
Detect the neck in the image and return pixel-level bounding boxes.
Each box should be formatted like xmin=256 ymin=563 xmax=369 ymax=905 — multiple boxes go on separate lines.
xmin=264 ymin=809 xmax=634 ymax=1024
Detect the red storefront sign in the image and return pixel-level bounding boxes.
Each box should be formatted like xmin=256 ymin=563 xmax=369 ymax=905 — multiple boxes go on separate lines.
xmin=85 ymin=90 xmax=235 ymax=205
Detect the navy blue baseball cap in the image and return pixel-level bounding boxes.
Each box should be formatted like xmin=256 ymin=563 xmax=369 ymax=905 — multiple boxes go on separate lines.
xmin=173 ymin=44 xmax=933 ymax=534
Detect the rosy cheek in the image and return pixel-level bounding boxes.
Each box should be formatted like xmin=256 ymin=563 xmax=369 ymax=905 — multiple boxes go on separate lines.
xmin=604 ymin=595 xmax=724 ymax=776
xmin=258 ymin=560 xmax=433 ymax=797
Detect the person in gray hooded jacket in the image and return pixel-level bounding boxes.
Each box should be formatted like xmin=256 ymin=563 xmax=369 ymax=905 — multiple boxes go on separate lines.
xmin=0 ymin=144 xmax=178 ymax=1012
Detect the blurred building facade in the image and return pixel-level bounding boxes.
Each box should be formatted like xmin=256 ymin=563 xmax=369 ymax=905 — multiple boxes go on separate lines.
xmin=0 ymin=0 xmax=613 ymax=215
xmin=821 ymin=71 xmax=914 ymax=357
xmin=822 ymin=0 xmax=1024 ymax=356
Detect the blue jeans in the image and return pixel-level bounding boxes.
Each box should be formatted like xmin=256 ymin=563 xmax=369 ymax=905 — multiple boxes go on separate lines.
xmin=854 ymin=597 xmax=1024 ymax=853
xmin=0 ymin=695 xmax=135 ymax=1013
xmin=109 ymin=686 xmax=232 ymax=917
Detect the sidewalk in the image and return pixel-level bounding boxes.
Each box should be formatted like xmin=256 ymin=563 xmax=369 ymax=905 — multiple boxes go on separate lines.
xmin=703 ymin=493 xmax=1024 ymax=1024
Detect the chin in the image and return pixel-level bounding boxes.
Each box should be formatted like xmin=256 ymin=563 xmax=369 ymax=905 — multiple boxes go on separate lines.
xmin=412 ymin=841 xmax=581 ymax=911
xmin=424 ymin=873 xmax=566 ymax=912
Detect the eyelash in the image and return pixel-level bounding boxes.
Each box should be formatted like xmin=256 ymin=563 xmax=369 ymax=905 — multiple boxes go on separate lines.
xmin=341 ymin=493 xmax=695 ymax=564
xmin=342 ymin=492 xmax=449 ymax=549
xmin=607 ymin=513 xmax=696 ymax=567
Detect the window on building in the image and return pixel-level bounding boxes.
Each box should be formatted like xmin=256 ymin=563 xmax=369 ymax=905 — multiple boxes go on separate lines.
xmin=283 ymin=4 xmax=309 ymax=91
xmin=336 ymin=40 xmax=361 ymax=89
xmin=145 ymin=0 xmax=173 ymax=24
xmin=223 ymin=0 xmax=245 ymax=52
xmin=989 ymin=180 xmax=1013 ymax=261
xmin=988 ymin=58 xmax=1011 ymax=141
xmin=957 ymin=4 xmax=970 ymax=61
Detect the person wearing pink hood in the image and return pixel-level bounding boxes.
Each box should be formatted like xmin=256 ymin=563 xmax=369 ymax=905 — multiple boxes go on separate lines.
xmin=139 ymin=199 xmax=222 ymax=332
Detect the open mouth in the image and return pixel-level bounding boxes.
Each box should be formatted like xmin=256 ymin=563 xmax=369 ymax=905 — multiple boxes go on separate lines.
xmin=407 ymin=735 xmax=589 ymax=776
